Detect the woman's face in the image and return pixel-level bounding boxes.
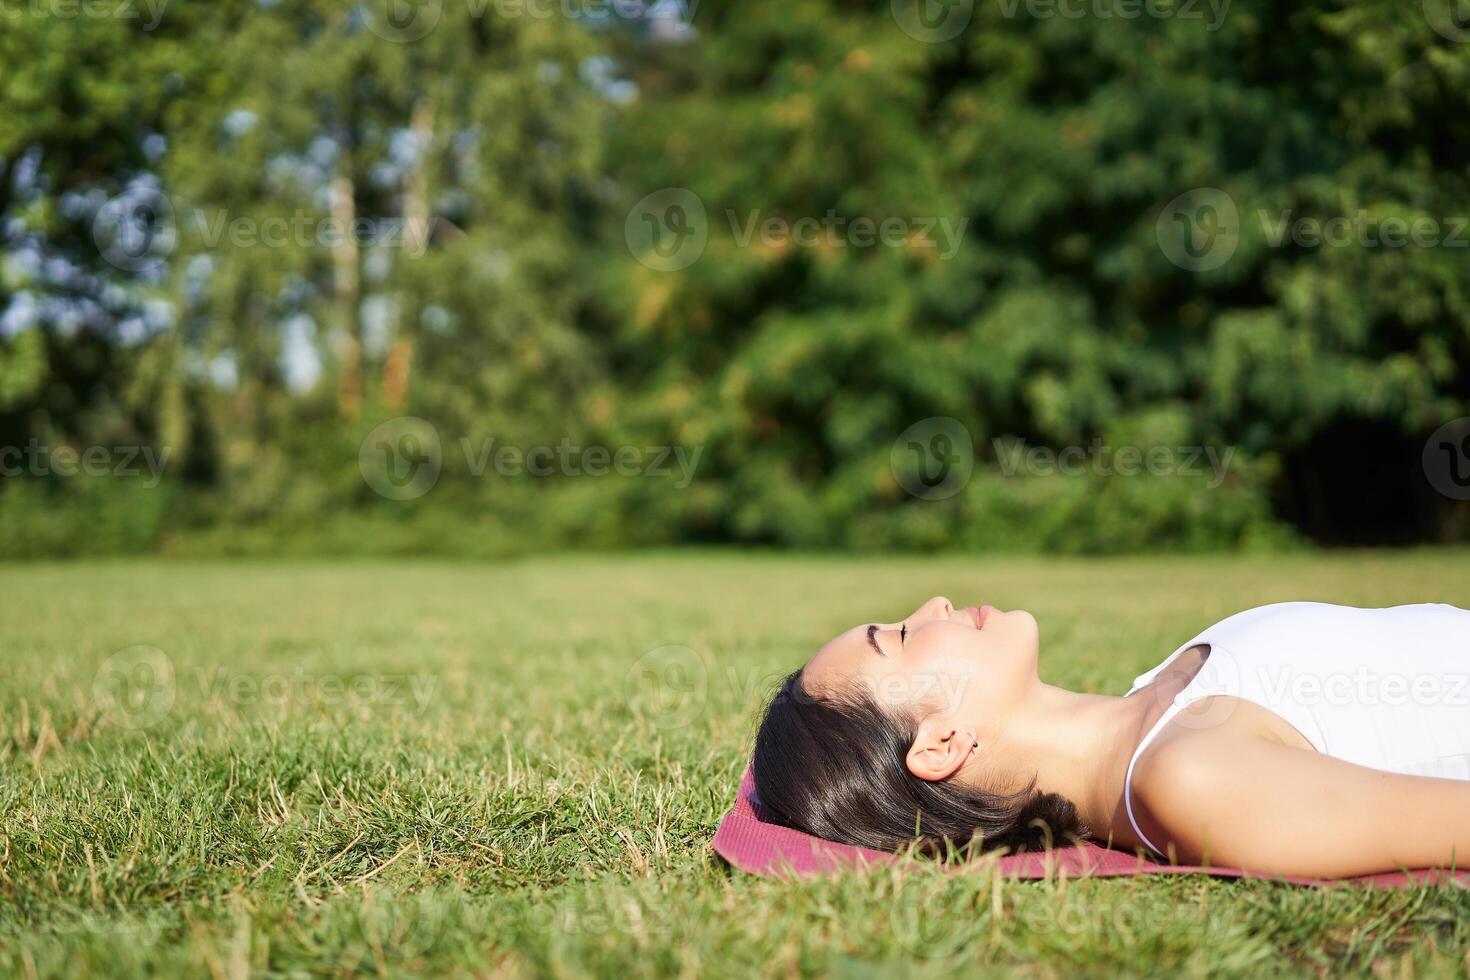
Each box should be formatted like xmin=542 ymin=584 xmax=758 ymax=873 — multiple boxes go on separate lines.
xmin=801 ymin=596 xmax=1041 ymax=727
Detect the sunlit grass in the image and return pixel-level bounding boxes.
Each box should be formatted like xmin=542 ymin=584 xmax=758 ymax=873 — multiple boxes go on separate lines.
xmin=2 ymin=551 xmax=1469 ymax=977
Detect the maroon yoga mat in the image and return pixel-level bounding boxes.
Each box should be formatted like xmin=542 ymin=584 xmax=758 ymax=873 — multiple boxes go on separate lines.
xmin=713 ymin=769 xmax=1470 ymax=889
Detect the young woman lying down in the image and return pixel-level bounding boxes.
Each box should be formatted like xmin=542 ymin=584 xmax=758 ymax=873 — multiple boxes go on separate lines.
xmin=753 ymin=598 xmax=1470 ymax=877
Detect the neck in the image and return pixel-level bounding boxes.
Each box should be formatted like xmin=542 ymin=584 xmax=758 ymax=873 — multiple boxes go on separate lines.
xmin=992 ymin=683 xmax=1159 ymax=843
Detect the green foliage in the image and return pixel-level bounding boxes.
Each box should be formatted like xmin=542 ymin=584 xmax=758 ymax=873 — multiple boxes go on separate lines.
xmin=596 ymin=0 xmax=1470 ymax=550
xmin=2 ymin=0 xmax=1469 ymax=555
xmin=0 ymin=476 xmax=173 ymax=558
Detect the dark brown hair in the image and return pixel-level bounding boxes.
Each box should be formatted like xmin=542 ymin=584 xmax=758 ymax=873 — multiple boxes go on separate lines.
xmin=752 ymin=670 xmax=1085 ymax=855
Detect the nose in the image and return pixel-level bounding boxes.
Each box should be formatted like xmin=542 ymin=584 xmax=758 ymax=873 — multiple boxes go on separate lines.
xmin=922 ymin=596 xmax=955 ymax=622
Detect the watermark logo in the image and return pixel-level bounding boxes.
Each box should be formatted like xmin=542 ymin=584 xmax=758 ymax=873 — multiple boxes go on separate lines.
xmin=198 ymin=666 xmax=438 ymax=714
xmin=1423 ymin=417 xmax=1470 ymax=501
xmin=93 ymin=191 xmax=432 ymax=270
xmin=727 ymin=210 xmax=968 ymax=260
xmin=0 ymin=0 xmax=169 ymax=30
xmin=91 ymin=647 xmax=438 ymax=730
xmin=993 ymin=438 xmax=1235 ymax=487
xmin=357 ymin=420 xmax=704 ymax=497
xmin=556 ymin=894 xmax=677 ymax=938
xmin=993 ymin=0 xmax=1230 ymax=30
xmin=626 ymin=190 xmax=967 ymax=268
xmin=1258 ymin=209 xmax=1469 ymax=250
xmin=891 ymin=894 xmax=980 ymax=958
xmin=1257 ymin=665 xmax=1470 ymax=710
xmin=1156 ymin=187 xmax=1239 ymax=272
xmin=459 ymin=436 xmax=701 ymax=487
xmin=1424 ymin=0 xmax=1470 ymax=42
xmin=92 ymin=645 xmax=176 ymax=730
xmin=1143 ymin=645 xmax=1243 ymax=733
xmin=0 ymin=440 xmax=171 ymax=487
xmin=364 ymin=0 xmax=443 ymax=41
xmin=623 ymin=644 xmax=711 ymax=729
xmin=482 ymin=0 xmax=696 ymax=27
xmin=353 ymin=890 xmax=456 ymax=962
xmin=626 ymin=188 xmax=708 ymax=271
xmin=4 ymin=915 xmax=167 ymax=948
xmin=93 ymin=186 xmax=176 ymax=274
xmin=891 ymin=417 xmax=975 ymax=500
xmin=360 ymin=416 xmax=444 ymax=501
xmin=891 ymin=0 xmax=974 ymax=42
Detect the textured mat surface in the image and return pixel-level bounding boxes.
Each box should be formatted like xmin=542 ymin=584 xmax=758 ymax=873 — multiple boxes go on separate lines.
xmin=713 ymin=769 xmax=1470 ymax=889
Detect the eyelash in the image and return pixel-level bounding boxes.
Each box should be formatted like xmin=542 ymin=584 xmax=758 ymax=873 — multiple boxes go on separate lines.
xmin=900 ymin=623 xmax=907 ymax=644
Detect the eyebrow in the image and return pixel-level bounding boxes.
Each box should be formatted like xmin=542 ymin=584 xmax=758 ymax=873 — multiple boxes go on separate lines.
xmin=866 ymin=624 xmax=884 ymax=657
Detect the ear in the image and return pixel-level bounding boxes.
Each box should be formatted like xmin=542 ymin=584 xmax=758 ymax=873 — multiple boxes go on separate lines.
xmin=905 ymin=717 xmax=977 ymax=782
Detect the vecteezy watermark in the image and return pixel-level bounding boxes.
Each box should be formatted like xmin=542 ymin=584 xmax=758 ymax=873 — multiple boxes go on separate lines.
xmin=555 ymin=896 xmax=677 ymax=939
xmin=625 ymin=188 xmax=709 ymax=271
xmin=889 ymin=880 xmax=988 ymax=958
xmin=852 ymin=671 xmax=970 ymax=715
xmin=1259 ymin=210 xmax=1470 ymax=250
xmin=1141 ymin=646 xmax=1470 ymax=738
xmin=361 ymin=0 xmax=443 ymax=42
xmin=622 ymin=643 xmax=970 ymax=730
xmin=1423 ymin=417 xmax=1470 ymax=501
xmin=1256 ymin=665 xmax=1470 ymax=710
xmin=92 ymin=646 xmax=439 ymax=730
xmin=891 ymin=417 xmax=976 ymax=501
xmin=93 ymin=646 xmax=176 ymax=730
xmin=184 ymin=210 xmax=430 ymax=256
xmin=890 ymin=0 xmax=974 ymax=42
xmin=93 ymin=190 xmax=431 ymax=273
xmin=459 ymin=436 xmax=701 ymax=487
xmin=360 ymin=417 xmax=444 ymax=501
xmin=197 ymin=666 xmax=437 ymax=714
xmin=624 ymin=188 xmax=969 ymax=271
xmin=993 ymin=438 xmax=1235 ymax=487
xmin=0 ymin=0 xmax=168 ymax=30
xmin=0 ymin=440 xmax=171 ymax=487
xmin=1423 ymin=0 xmax=1470 ymax=43
xmin=727 ymin=210 xmax=969 ymax=260
xmin=623 ymin=645 xmax=712 ymax=729
xmin=1159 ymin=186 xmax=1470 ymax=271
xmin=354 ymin=890 xmax=458 ymax=962
xmin=477 ymin=0 xmax=694 ymax=26
xmin=1156 ymin=187 xmax=1240 ymax=272
xmin=92 ymin=184 xmax=176 ymax=274
xmin=994 ymin=0 xmax=1230 ymax=29
xmin=894 ymin=888 xmax=1150 ymax=959
xmin=359 ymin=0 xmax=695 ymax=42
xmin=358 ymin=417 xmax=703 ymax=501
xmin=891 ymin=0 xmax=1228 ymax=43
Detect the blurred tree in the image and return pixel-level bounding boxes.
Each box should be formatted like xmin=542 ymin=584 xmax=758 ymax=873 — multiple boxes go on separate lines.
xmin=2 ymin=0 xmax=613 ymax=548
xmin=1 ymin=0 xmax=1467 ymax=555
xmin=159 ymin=1 xmax=611 ymax=524
xmin=600 ymin=0 xmax=1470 ymax=549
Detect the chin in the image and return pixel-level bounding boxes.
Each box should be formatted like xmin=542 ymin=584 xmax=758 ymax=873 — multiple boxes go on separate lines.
xmin=1000 ymin=608 xmax=1039 ymax=639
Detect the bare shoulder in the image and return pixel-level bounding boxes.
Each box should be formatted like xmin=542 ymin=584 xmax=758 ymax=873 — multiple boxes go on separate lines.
xmin=1132 ymin=694 xmax=1315 ymax=819
xmin=1128 ymin=727 xmax=1241 ymax=857
xmin=1129 ymin=714 xmax=1470 ymax=875
xmin=1129 ymin=696 xmax=1287 ymax=834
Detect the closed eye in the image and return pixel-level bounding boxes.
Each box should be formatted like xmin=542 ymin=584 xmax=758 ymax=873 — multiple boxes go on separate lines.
xmin=866 ymin=622 xmax=908 ymax=657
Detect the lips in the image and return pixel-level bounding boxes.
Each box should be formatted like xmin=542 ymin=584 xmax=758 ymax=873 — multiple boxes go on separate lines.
xmin=962 ymin=605 xmax=992 ymax=630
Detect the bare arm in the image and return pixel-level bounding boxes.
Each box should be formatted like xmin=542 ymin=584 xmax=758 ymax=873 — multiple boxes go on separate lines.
xmin=1134 ymin=733 xmax=1470 ymax=877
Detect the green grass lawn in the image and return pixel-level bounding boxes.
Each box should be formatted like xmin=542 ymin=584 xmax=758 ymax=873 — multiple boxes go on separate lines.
xmin=3 ymin=552 xmax=1470 ymax=978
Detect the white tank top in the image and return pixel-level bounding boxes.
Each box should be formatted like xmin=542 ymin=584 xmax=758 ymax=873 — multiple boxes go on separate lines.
xmin=1122 ymin=602 xmax=1470 ymax=856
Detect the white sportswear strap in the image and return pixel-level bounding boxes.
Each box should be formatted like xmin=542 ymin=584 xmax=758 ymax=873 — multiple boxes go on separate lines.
xmin=1121 ymin=702 xmax=1180 ymax=858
